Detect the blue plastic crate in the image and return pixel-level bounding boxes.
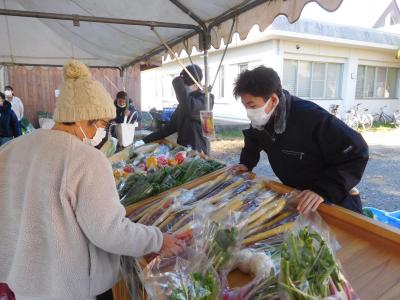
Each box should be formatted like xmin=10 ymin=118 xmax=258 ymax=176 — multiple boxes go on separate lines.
xmin=363 ymin=207 xmax=400 ymax=229
xmin=161 ymin=107 xmax=175 ymax=122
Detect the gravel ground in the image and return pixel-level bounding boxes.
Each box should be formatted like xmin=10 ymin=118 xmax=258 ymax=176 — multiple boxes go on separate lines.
xmin=211 ymin=129 xmax=400 ymax=211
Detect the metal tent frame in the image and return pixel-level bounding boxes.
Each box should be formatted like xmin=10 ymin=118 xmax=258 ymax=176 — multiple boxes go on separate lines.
xmin=0 ymin=0 xmax=343 ymax=152
xmin=0 ymin=0 xmax=280 ymax=110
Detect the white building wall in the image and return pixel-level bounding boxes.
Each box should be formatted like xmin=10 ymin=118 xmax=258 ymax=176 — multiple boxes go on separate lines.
xmin=141 ymin=37 xmax=400 ymax=122
xmin=281 ymin=40 xmax=400 ymax=116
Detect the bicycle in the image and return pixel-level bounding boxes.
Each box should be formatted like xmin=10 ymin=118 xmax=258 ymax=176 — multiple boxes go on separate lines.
xmin=345 ymin=103 xmax=373 ymax=130
xmin=394 ymin=110 xmax=400 ymax=128
xmin=344 ymin=107 xmax=358 ymax=130
xmin=373 ymin=106 xmax=395 ymax=125
xmin=329 ymin=104 xmax=341 ymax=120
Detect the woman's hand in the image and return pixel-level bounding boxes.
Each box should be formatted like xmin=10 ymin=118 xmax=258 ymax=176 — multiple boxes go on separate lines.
xmin=124 ymin=110 xmax=131 ymax=117
xmin=231 ymin=164 xmax=249 ymax=174
xmin=293 ymin=190 xmax=324 ymax=214
xmin=159 ymin=233 xmax=185 ymax=257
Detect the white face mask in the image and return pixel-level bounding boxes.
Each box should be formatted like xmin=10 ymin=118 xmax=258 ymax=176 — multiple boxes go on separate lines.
xmin=246 ymin=98 xmax=276 ymax=130
xmin=4 ymin=90 xmax=12 ymax=98
xmin=79 ymin=125 xmax=106 ymax=147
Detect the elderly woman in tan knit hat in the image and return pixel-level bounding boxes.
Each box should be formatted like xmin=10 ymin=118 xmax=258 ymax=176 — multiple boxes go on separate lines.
xmin=0 ymin=60 xmax=183 ymax=300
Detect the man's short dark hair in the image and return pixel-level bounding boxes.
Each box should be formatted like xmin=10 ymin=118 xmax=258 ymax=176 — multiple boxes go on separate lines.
xmin=5 ymin=85 xmax=13 ymax=91
xmin=233 ymin=66 xmax=282 ymax=99
xmin=0 ymin=92 xmax=5 ymax=100
xmin=116 ymin=91 xmax=127 ymax=99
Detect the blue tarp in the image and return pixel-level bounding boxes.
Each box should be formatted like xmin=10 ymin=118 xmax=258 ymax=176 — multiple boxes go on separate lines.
xmin=363 ymin=207 xmax=400 ymax=229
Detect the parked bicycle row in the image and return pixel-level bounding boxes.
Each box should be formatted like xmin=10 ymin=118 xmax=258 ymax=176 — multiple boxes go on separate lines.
xmin=329 ymin=104 xmax=400 ymax=130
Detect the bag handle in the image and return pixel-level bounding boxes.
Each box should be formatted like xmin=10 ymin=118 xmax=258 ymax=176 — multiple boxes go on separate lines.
xmin=127 ymin=111 xmax=138 ymax=124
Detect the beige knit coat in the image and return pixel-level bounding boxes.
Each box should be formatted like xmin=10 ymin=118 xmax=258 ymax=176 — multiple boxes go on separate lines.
xmin=0 ymin=129 xmax=163 ymax=299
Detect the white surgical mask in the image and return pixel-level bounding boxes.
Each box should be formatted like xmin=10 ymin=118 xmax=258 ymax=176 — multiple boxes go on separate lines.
xmin=4 ymin=90 xmax=12 ymax=98
xmin=79 ymin=125 xmax=106 ymax=147
xmin=246 ymin=98 xmax=276 ymax=130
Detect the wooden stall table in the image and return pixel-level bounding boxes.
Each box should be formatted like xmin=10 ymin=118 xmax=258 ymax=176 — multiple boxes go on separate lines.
xmin=114 ymin=175 xmax=400 ymax=300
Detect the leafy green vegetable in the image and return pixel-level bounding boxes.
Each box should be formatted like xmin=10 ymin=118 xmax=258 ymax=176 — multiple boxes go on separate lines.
xmin=279 ymin=226 xmax=349 ymax=300
xmin=168 ymin=270 xmax=220 ymax=300
xmin=119 ymin=159 xmax=224 ymax=206
xmin=204 ymin=222 xmax=239 ymax=271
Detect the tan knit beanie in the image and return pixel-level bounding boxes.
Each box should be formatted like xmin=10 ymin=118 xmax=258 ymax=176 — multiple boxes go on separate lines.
xmin=53 ymin=60 xmax=116 ymax=122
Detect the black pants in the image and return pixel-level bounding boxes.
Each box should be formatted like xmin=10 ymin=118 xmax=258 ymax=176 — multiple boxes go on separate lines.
xmin=337 ymin=194 xmax=363 ymax=214
xmin=97 ymin=289 xmax=114 ymax=300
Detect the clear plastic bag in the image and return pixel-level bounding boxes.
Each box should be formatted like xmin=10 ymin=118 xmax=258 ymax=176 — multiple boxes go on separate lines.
xmin=220 ymin=249 xmax=276 ymax=300
xmin=100 ymin=136 xmax=118 ymax=157
xmin=242 ymin=194 xmax=293 ymax=246
xmin=279 ymin=212 xmax=358 ymax=300
xmin=120 ymin=256 xmax=146 ymax=300
xmin=200 ymin=110 xmax=215 ymax=139
xmin=192 ymin=205 xmax=247 ymax=272
xmin=143 ymin=248 xmax=221 ymax=300
xmin=138 ymin=190 xmax=196 ymax=226
xmin=153 ymin=143 xmax=172 ymax=156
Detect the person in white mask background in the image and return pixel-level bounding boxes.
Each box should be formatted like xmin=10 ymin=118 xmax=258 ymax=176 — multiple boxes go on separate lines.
xmin=0 ymin=60 xmax=184 ymax=300
xmin=4 ymin=85 xmax=24 ymax=121
xmin=232 ymin=66 xmax=369 ymax=215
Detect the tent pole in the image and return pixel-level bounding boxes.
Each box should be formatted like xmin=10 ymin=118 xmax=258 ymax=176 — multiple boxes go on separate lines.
xmin=203 ymin=49 xmax=210 ymax=111
xmin=202 ymin=30 xmax=212 ymax=154
xmin=151 ymin=28 xmax=203 ymax=91
xmin=210 ymin=18 xmax=235 ymax=91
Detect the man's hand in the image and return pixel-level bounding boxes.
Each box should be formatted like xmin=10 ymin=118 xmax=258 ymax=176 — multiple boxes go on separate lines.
xmin=124 ymin=110 xmax=131 ymax=117
xmin=293 ymin=190 xmax=324 ymax=214
xmin=159 ymin=233 xmax=185 ymax=257
xmin=231 ymin=164 xmax=249 ymax=174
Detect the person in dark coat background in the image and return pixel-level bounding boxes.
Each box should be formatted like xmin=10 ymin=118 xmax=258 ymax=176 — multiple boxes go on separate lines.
xmin=114 ymin=91 xmax=141 ymax=124
xmin=0 ymin=92 xmax=21 ymax=146
xmin=109 ymin=91 xmax=141 ymax=142
xmin=232 ymin=66 xmax=369 ymax=214
xmin=142 ymin=64 xmax=214 ymax=154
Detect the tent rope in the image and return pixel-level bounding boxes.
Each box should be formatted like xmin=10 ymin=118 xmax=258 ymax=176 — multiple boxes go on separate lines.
xmin=210 ymin=17 xmax=236 ymax=91
xmin=151 ymin=27 xmax=203 ymax=91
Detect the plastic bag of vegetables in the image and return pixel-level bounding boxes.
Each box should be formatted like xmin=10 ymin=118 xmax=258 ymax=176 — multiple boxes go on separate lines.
xmin=279 ymin=213 xmax=358 ymax=300
xmin=119 ymin=256 xmax=146 ymax=300
xmin=192 ymin=205 xmax=247 ymax=272
xmin=143 ymin=248 xmax=221 ymax=300
xmin=100 ymin=136 xmax=118 ymax=157
xmin=220 ymin=249 xmax=276 ymax=300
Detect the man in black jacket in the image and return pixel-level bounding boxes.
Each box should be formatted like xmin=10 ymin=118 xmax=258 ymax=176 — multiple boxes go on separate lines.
xmin=143 ymin=64 xmax=213 ymax=154
xmin=232 ymin=66 xmax=369 ymax=214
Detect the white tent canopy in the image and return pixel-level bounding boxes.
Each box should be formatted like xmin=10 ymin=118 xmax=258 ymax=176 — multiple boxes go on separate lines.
xmin=0 ymin=0 xmax=343 ymax=68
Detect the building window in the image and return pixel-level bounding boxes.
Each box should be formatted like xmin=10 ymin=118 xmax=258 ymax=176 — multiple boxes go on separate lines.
xmin=283 ymin=59 xmax=343 ymax=99
xmin=356 ymin=65 xmax=399 ymax=99
xmin=219 ymin=65 xmax=225 ymax=98
xmin=238 ymin=63 xmax=249 ymax=74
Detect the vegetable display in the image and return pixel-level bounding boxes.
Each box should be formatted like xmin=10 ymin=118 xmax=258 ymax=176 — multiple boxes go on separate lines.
xmin=110 ymin=142 xmax=225 ymax=207
xmin=116 ymin=166 xmax=357 ymax=299
xmin=279 ymin=226 xmax=356 ymax=300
